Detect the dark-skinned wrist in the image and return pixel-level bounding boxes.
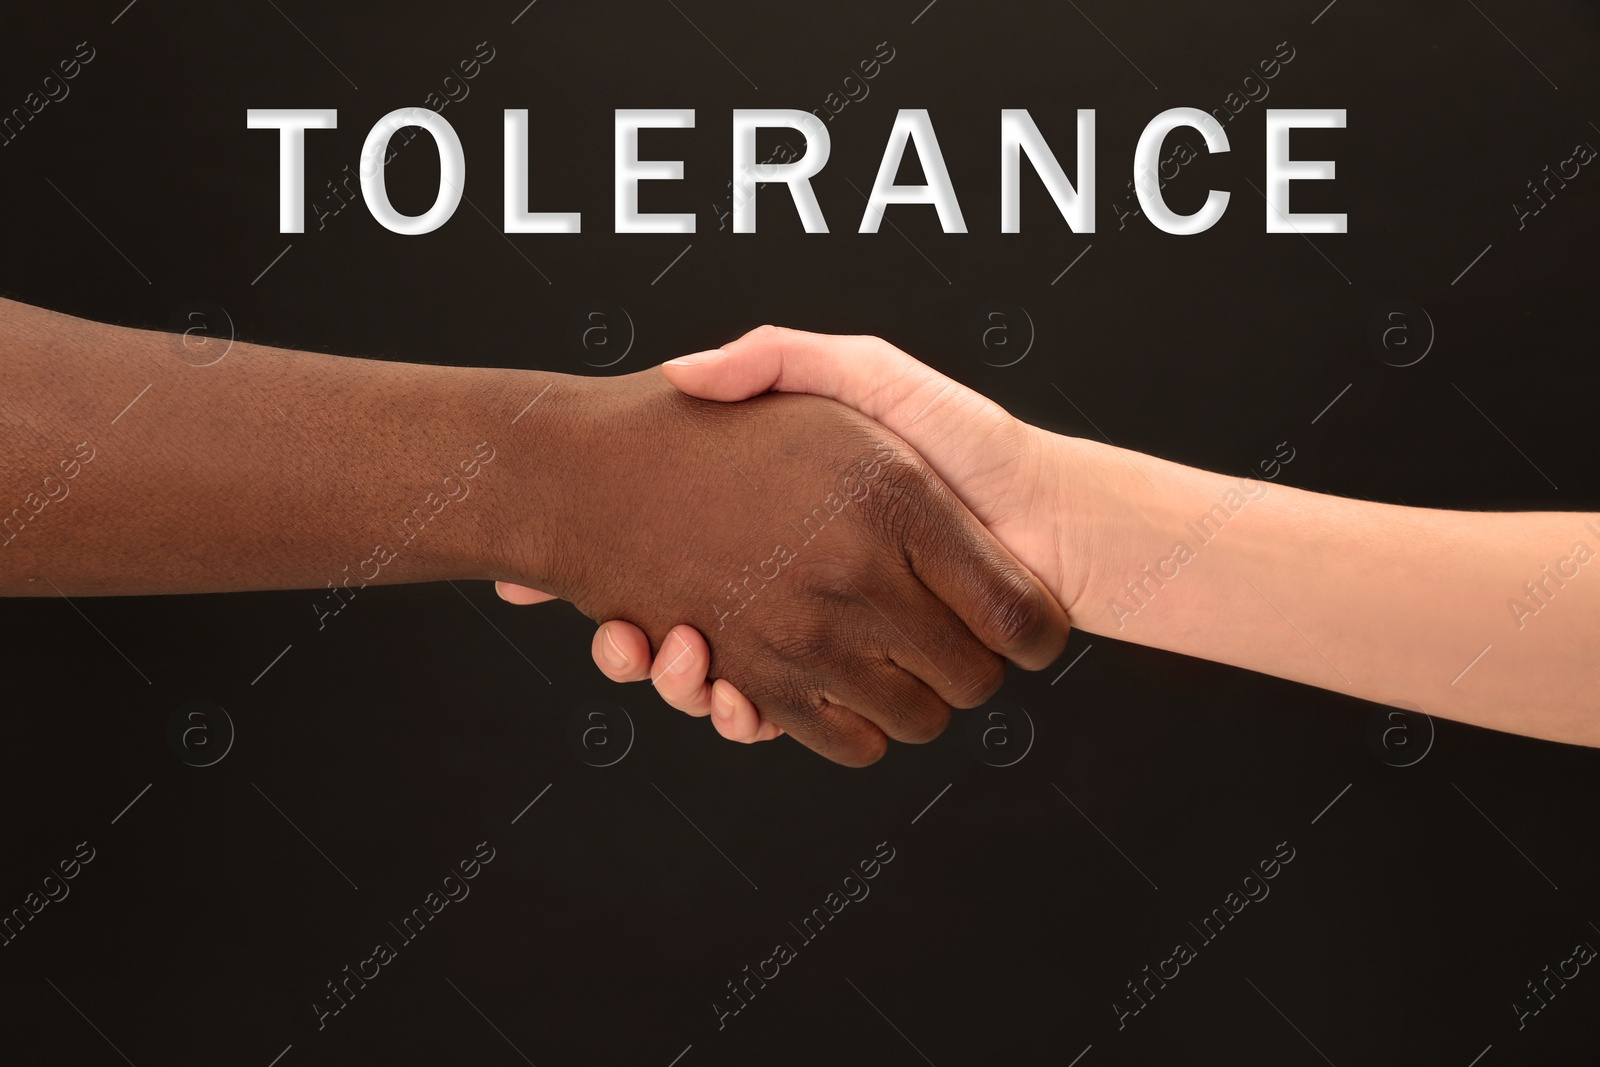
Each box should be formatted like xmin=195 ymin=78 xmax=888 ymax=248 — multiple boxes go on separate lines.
xmin=474 ymin=368 xmax=611 ymax=596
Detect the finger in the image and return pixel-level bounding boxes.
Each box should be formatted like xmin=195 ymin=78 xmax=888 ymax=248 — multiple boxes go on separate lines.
xmin=709 ymin=678 xmax=765 ymax=742
xmin=892 ymin=454 xmax=1071 ymax=671
xmin=495 ymin=581 xmax=559 ymax=605
xmin=833 ymin=559 xmax=1005 ymax=716
xmin=737 ymin=681 xmax=889 ymax=768
xmin=801 ymin=701 xmax=889 ymax=768
xmin=665 ymin=324 xmax=906 ymax=404
xmin=709 ymin=678 xmax=784 ymax=742
xmin=664 ymin=327 xmax=1019 ymax=504
xmin=590 ymin=621 xmax=652 ymax=683
xmin=829 ymin=657 xmax=958 ymax=744
xmin=650 ymin=626 xmax=716 ymax=718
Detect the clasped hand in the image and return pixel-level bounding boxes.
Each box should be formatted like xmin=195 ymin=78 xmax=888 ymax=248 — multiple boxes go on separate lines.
xmin=503 ymin=367 xmax=1067 ymax=766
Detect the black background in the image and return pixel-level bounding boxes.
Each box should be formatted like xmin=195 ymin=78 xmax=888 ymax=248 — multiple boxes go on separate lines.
xmin=2 ymin=1 xmax=1598 ymax=1064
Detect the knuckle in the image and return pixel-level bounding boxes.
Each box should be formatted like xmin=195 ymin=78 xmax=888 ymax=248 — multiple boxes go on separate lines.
xmin=861 ymin=665 xmax=953 ymax=744
xmin=766 ymin=665 xmax=824 ymax=716
xmin=766 ymin=624 xmax=836 ymax=672
xmin=782 ymin=691 xmax=887 ymax=767
xmin=869 ymin=461 xmax=936 ymax=546
xmin=763 ymin=660 xmax=834 ymax=723
xmin=984 ymin=575 xmax=1049 ymax=654
xmin=748 ymin=323 xmax=790 ymax=350
xmin=793 ymin=547 xmax=866 ymax=602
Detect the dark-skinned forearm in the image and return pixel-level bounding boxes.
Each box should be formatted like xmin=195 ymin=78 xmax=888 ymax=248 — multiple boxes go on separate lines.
xmin=0 ymin=298 xmax=570 ymax=597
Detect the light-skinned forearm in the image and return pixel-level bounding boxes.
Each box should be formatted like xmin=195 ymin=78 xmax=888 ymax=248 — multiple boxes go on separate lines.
xmin=1054 ymin=434 xmax=1600 ymax=745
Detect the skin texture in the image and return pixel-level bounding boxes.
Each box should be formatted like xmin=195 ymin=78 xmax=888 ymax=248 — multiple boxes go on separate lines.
xmin=501 ymin=369 xmax=1071 ymax=764
xmin=0 ymin=300 xmax=1069 ymax=766
xmin=514 ymin=327 xmax=1600 ymax=749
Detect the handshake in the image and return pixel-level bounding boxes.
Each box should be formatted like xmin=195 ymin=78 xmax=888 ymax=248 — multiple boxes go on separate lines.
xmin=488 ymin=326 xmax=1079 ymax=766
xmin=490 ymin=327 xmax=1600 ymax=756
xmin=5 ymin=298 xmax=1590 ymax=753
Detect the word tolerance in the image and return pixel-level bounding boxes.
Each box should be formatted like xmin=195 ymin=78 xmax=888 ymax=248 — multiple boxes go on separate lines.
xmin=248 ymin=106 xmax=1347 ymax=235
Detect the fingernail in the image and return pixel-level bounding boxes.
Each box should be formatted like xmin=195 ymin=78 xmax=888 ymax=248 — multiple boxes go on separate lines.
xmin=665 ymin=348 xmax=727 ymax=367
xmin=714 ymin=690 xmax=735 ymax=720
xmin=601 ymin=629 xmax=627 ymax=671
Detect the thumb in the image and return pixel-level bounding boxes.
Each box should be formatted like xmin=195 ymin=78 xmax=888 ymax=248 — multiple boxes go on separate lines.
xmin=667 ymin=325 xmax=993 ymax=433
xmin=664 ymin=327 xmax=1022 ymax=504
xmin=494 ymin=582 xmax=559 ymax=605
xmin=662 ymin=339 xmax=780 ymax=401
